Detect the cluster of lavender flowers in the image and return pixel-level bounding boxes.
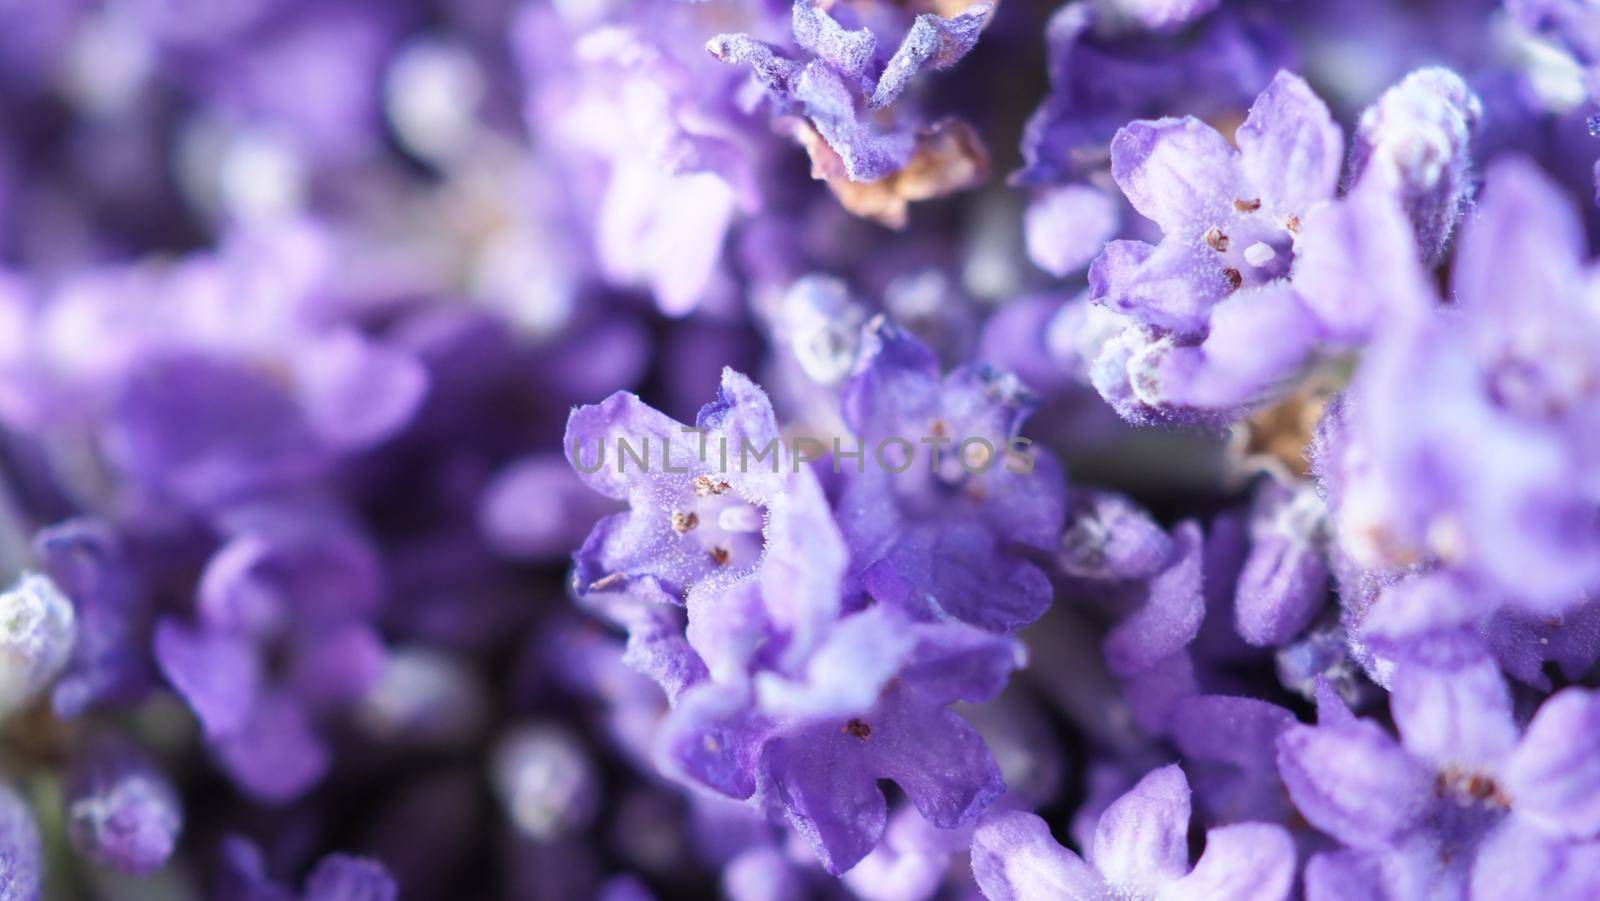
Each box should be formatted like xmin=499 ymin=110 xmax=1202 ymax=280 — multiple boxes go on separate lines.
xmin=3 ymin=0 xmax=1600 ymax=898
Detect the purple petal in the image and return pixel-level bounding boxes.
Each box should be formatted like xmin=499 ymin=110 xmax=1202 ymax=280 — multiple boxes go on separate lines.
xmin=1277 ymin=720 xmax=1434 ymax=848
xmin=1025 ymin=184 xmax=1122 ymax=278
xmin=153 ymin=618 xmax=261 ymax=738
xmin=104 ymin=352 xmax=320 ymax=508
xmin=872 ymin=694 xmax=1005 ymax=830
xmin=1389 ymin=648 xmax=1518 ymax=772
xmin=1503 ymin=688 xmax=1600 ymax=839
xmin=287 ymin=622 xmax=388 ymax=709
xmin=1236 ymin=481 xmax=1328 ymax=647
xmin=1088 ymin=239 xmax=1230 ymax=341
xmin=900 ymin=620 xmax=1027 ymax=706
xmin=1470 ymin=820 xmax=1600 ymax=899
xmin=1350 ymin=67 xmax=1481 ymax=264
xmin=293 ymin=329 xmax=428 ymax=452
xmin=65 ymin=742 xmax=182 ymax=875
xmin=869 ymin=5 xmax=992 ymax=109
xmin=795 ymin=62 xmax=915 ymax=182
xmin=563 ymin=389 xmax=693 ymax=503
xmin=1293 ymin=183 xmax=1435 ymax=346
xmin=211 ymin=690 xmax=331 ymax=804
xmin=1452 ymin=155 xmax=1586 ymax=315
xmin=763 ymin=725 xmax=888 ymax=875
xmin=1058 ymin=489 xmax=1174 ymax=582
xmin=1110 ymin=117 xmax=1242 ymax=238
xmin=1236 ymin=71 xmax=1342 ymax=218
xmin=657 ymin=683 xmax=764 ymax=800
xmin=34 ymin=520 xmax=155 ymax=716
xmin=1303 ymin=850 xmax=1387 ymax=901
xmin=970 ymin=810 xmax=1106 ymax=901
xmin=1105 ymin=521 xmax=1204 ymax=676
xmin=1131 ymin=283 xmax=1319 ymax=416
xmin=1089 ymin=764 xmax=1192 ymax=894
xmin=860 ymin=521 xmax=1054 ymax=634
xmin=479 ymin=454 xmax=621 ymax=562
xmin=1124 ymin=651 xmax=1199 ymax=736
xmin=791 ymin=0 xmax=876 ymax=80
xmin=1171 ymin=695 xmax=1296 ymax=772
xmin=1164 ymin=822 xmax=1295 ymax=901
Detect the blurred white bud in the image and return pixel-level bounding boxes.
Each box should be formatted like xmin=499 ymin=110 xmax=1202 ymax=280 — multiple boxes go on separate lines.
xmin=0 ymin=573 xmax=76 ymax=716
xmin=491 ymin=723 xmax=600 ymax=842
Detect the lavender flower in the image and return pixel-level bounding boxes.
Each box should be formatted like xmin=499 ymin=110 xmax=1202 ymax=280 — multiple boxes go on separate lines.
xmin=971 ymin=764 xmax=1295 ymax=900
xmin=1319 ymin=157 xmax=1600 ymax=691
xmin=659 ymin=604 xmax=1022 ymax=873
xmin=1088 ymin=70 xmax=1340 ymax=424
xmin=708 ymin=0 xmax=993 ymax=226
xmin=564 ymin=367 xmax=847 ymax=677
xmin=1280 ymin=646 xmax=1600 ymax=897
xmin=837 ymin=317 xmax=1066 ymax=633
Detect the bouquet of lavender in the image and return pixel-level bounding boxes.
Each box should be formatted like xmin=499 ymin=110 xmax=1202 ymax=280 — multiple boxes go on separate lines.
xmin=0 ymin=0 xmax=1598 ymax=898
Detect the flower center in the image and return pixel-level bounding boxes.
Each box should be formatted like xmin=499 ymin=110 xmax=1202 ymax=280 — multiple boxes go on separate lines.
xmin=672 ymin=485 xmax=766 ymax=571
xmin=1204 ymin=197 xmax=1297 ymax=290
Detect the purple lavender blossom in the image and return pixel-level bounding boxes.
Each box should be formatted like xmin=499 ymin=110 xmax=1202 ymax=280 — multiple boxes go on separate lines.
xmin=971 ymin=764 xmax=1295 ymax=900
xmin=1319 ymin=157 xmax=1600 ymax=692
xmin=1280 ymin=645 xmax=1600 ymax=896
xmin=565 ymin=367 xmax=847 ymax=677
xmin=1088 ymin=70 xmax=1340 ymax=424
xmin=659 ymin=604 xmax=1021 ymax=874
xmin=837 ymin=317 xmax=1066 ymax=633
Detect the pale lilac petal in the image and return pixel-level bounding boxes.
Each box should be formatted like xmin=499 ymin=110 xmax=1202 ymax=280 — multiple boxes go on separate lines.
xmin=1132 ymin=283 xmax=1318 ymax=415
xmin=1089 ymin=239 xmax=1230 ymax=341
xmin=1277 ymin=720 xmax=1434 ymax=848
xmin=1109 ymin=117 xmax=1242 ymax=237
xmin=1089 ymin=764 xmax=1192 ymax=894
xmin=1160 ymin=822 xmax=1295 ymax=901
xmin=1470 ymin=820 xmax=1600 ymax=899
xmin=1389 ymin=648 xmax=1518 ymax=771
xmin=1292 ymin=184 xmax=1435 ymax=346
xmin=1503 ymin=688 xmax=1600 ymax=839
xmin=1026 ymin=185 xmax=1121 ymax=278
xmin=1236 ymin=71 xmax=1343 ymax=218
xmin=1452 ymin=155 xmax=1587 ymax=314
xmin=971 ymin=810 xmax=1108 ymax=901
xmin=1303 ymin=850 xmax=1387 ymax=901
